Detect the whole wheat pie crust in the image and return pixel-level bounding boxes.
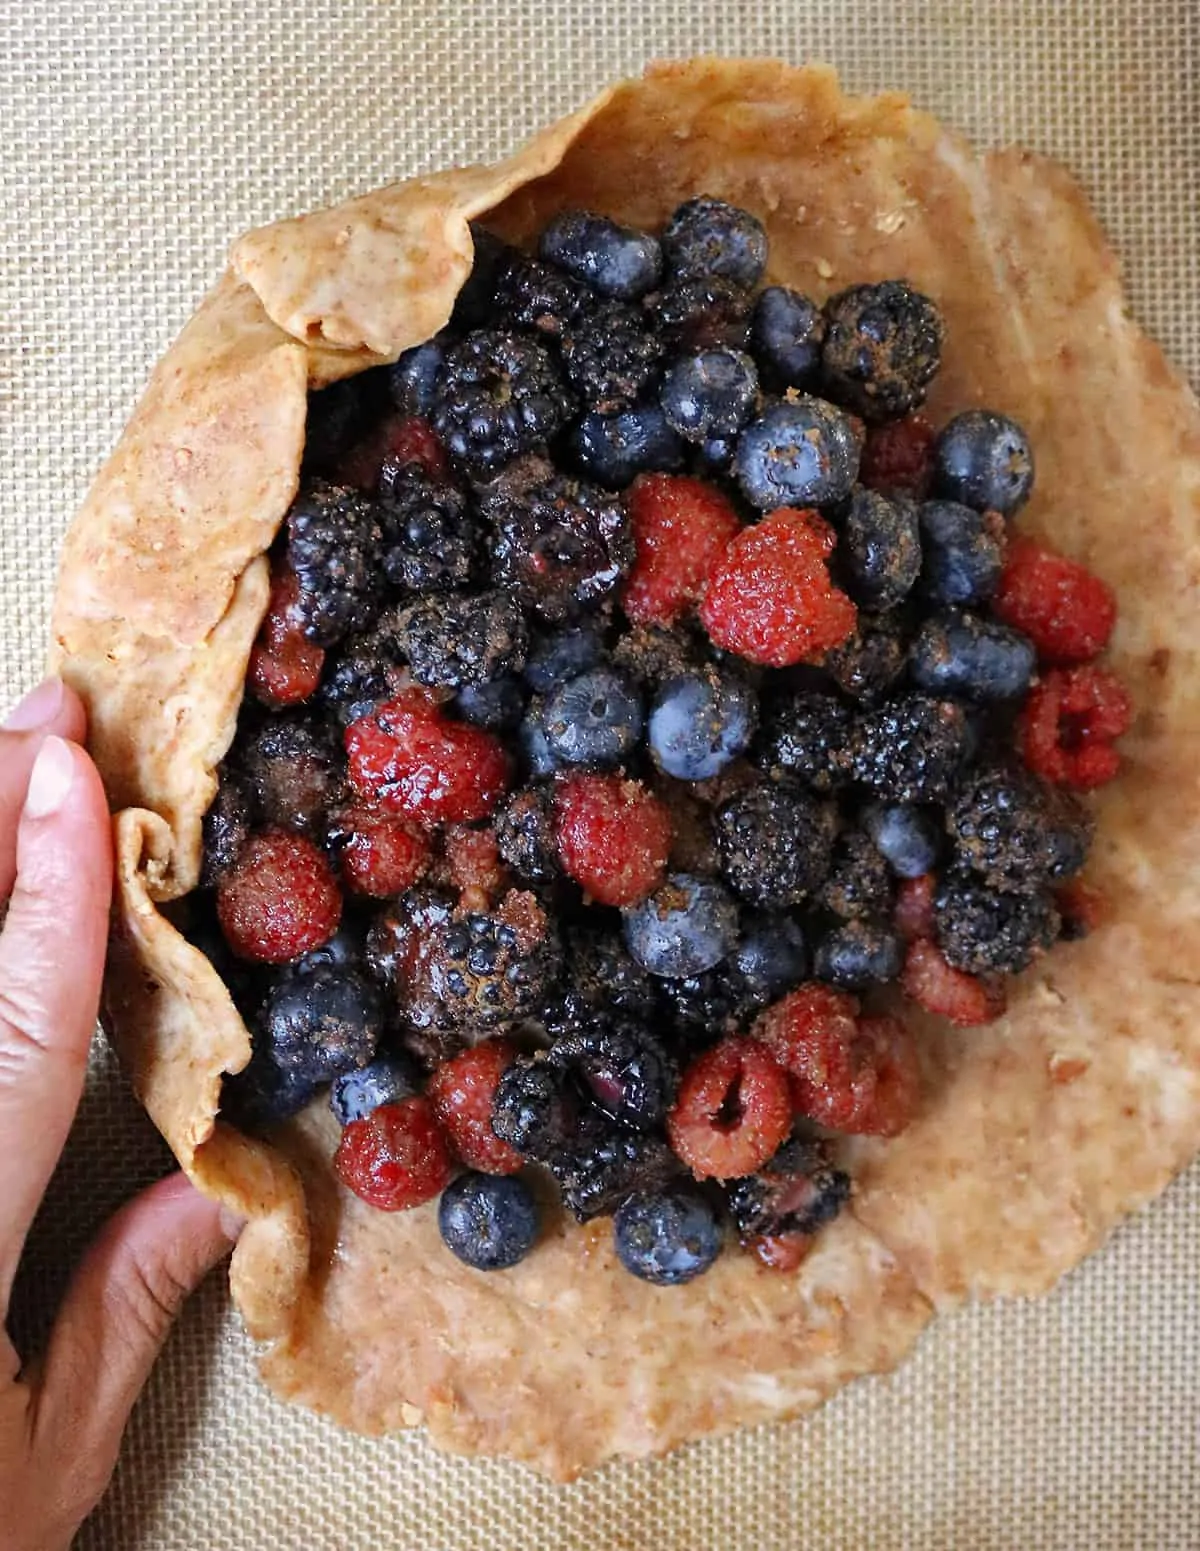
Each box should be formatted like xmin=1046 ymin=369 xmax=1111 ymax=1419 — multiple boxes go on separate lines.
xmin=47 ymin=58 xmax=1200 ymax=1479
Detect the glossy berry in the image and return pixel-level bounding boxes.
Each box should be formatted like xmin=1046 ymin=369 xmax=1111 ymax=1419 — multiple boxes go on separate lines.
xmin=543 ymin=666 xmax=644 ymax=770
xmin=1020 ymin=664 xmax=1132 ymax=789
xmin=650 ymin=275 xmax=753 ymax=351
xmin=862 ymin=801 xmax=941 ymax=879
xmin=732 ymin=913 xmax=809 ymax=1005
xmin=821 ymin=281 xmax=944 ymax=422
xmin=662 ymin=197 xmax=767 ymax=289
xmin=432 ymin=328 xmax=575 ymax=477
xmin=756 ymin=689 xmax=854 ymax=792
xmin=494 ymin=785 xmax=558 ymax=883
xmin=946 ymin=764 xmax=1091 ymax=893
xmin=346 ymin=690 xmax=510 ymax=825
xmin=909 ymin=611 xmax=1037 ymax=701
xmin=713 ymin=780 xmax=836 ymax=908
xmin=700 ymin=507 xmax=857 ymax=668
xmin=659 ymin=348 xmax=758 ymax=443
xmin=392 ymin=588 xmax=528 ymax=690
xmin=453 ymin=676 xmax=526 ymax=733
xmin=859 ymin=413 xmax=935 ymax=496
xmin=522 ymin=623 xmax=607 ymax=694
xmin=438 ymin=1172 xmax=540 ymax=1271
xmin=919 ymin=500 xmax=1005 ymax=607
xmin=623 ymin=473 xmax=741 ymax=627
xmin=623 ymin=872 xmax=740 ymax=978
xmin=851 ymin=694 xmax=971 ymax=803
xmin=569 ymin=404 xmax=685 ymax=489
xmin=648 ymin=665 xmax=758 ymax=781
xmin=377 ymin=475 xmax=477 ymax=594
xmin=932 ymin=410 xmax=1034 ymax=517
xmin=516 ymin=699 xmax=560 ymax=779
xmin=820 ymin=830 xmax=894 ymax=920
xmin=260 ymin=964 xmax=381 ymax=1083
xmin=317 ymin=623 xmax=404 ymax=729
xmin=542 ymin=925 xmax=659 ymax=1037
xmin=222 ymin=1047 xmax=323 ymax=1131
xmin=426 ymin=1038 xmax=524 ymax=1174
xmin=493 ymin=252 xmax=591 ymax=338
xmin=554 ymin=773 xmax=671 ymax=907
xmin=426 ymin=894 xmax=561 ymax=1027
xmin=723 ymin=1134 xmax=850 ymax=1240
xmin=285 ymin=481 xmax=382 ymax=646
xmin=239 ymin=714 xmax=344 ymax=835
xmin=333 ymin=1097 xmax=453 ymax=1211
xmin=388 ymin=339 xmax=445 ymax=416
xmin=751 ymin=286 xmax=824 ymax=386
xmin=824 ymin=612 xmax=907 ymax=703
xmin=933 ymin=874 xmax=1060 ymax=975
xmin=490 ymin=1058 xmax=576 ymax=1160
xmin=334 ymin=809 xmax=431 ymax=897
xmin=451 ymin=224 xmax=514 ymax=329
xmin=200 ymin=778 xmax=250 ymax=887
xmin=371 ymin=414 xmax=450 ymax=487
xmin=613 ymin=1186 xmax=723 ymax=1285
xmin=552 ymin=1122 xmax=679 ymax=1222
xmin=734 ymin=399 xmax=861 ymax=511
xmin=992 ymin=537 xmax=1116 ymax=664
xmin=901 ymin=937 xmax=1006 ymax=1028
xmin=217 ymin=831 xmax=342 ymax=963
xmin=560 ymin=300 xmax=664 ymax=413
xmin=812 ymin=918 xmax=903 ymax=988
xmin=550 ymin=1021 xmax=678 ymax=1130
xmin=247 ymin=564 xmax=326 ymax=708
xmin=330 ymin=1050 xmax=422 ymax=1125
xmin=667 ymin=1035 xmax=791 ymax=1179
xmin=539 ymin=210 xmax=662 ymax=300
xmin=841 ymin=489 xmax=922 ymax=610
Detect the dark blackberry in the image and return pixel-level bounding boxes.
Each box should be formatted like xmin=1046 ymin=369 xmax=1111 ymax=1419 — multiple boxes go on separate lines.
xmin=820 ymin=830 xmax=895 ymax=920
xmin=484 ymin=471 xmax=632 ymax=622
xmin=200 ymin=773 xmax=251 ymax=887
xmin=494 ymin=785 xmax=559 ymax=884
xmin=550 ymin=1115 xmax=680 ymax=1221
xmin=258 ymin=964 xmax=382 ymax=1083
xmin=285 ymin=481 xmax=383 ymax=646
xmin=909 ymin=611 xmax=1037 ymax=702
xmin=812 ymin=918 xmax=904 ymax=988
xmin=933 ymin=873 xmax=1060 ymax=975
xmin=391 ymin=589 xmax=528 ymax=690
xmin=493 ymin=253 xmax=592 ymax=338
xmin=432 ymin=328 xmax=575 ymax=477
xmin=376 ymin=475 xmax=478 ymax=593
xmin=723 ymin=1134 xmax=850 ymax=1239
xmin=824 ymin=613 xmax=907 ymax=703
xmin=549 ymin=1020 xmax=678 ymax=1130
xmin=851 ymin=694 xmax=971 ymax=803
xmin=560 ymin=300 xmax=665 ymax=414
xmin=756 ymin=689 xmax=855 ymax=792
xmin=364 ymin=887 xmax=455 ymax=990
xmin=947 ymin=765 xmax=1093 ymax=894
xmin=821 ymin=281 xmax=944 ymax=422
xmin=239 ymin=713 xmax=344 ymax=834
xmin=712 ymin=780 xmax=836 ymax=908
xmin=657 ymin=967 xmax=754 ymax=1042
xmin=302 ymin=374 xmax=377 ymax=476
xmin=425 ymin=894 xmax=562 ymax=1027
xmin=453 ymin=675 xmax=526 ymax=732
xmin=491 ymin=1057 xmax=577 ymax=1160
xmin=648 ymin=275 xmax=753 ymax=350
xmin=839 ymin=488 xmax=922 ymax=610
xmin=662 ymin=197 xmax=768 ymax=289
xmin=317 ymin=624 xmax=405 ymax=729
xmin=542 ymin=924 xmax=659 ymax=1036
xmin=611 ymin=624 xmax=699 ymax=689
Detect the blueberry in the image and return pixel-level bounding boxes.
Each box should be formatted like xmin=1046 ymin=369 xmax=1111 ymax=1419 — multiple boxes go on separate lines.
xmin=751 ymin=286 xmax=825 ymax=386
xmin=662 ymin=197 xmax=767 ymax=289
xmin=450 ymin=226 xmax=514 ymax=328
xmin=293 ymin=922 xmax=365 ymax=976
xmin=523 ymin=623 xmax=607 ymax=694
xmin=659 ymin=348 xmax=759 ymax=443
xmin=570 ymin=405 xmax=685 ymax=488
xmin=543 ymin=666 xmax=644 ymax=770
xmin=919 ymin=500 xmax=1004 ymax=606
xmin=931 ymin=410 xmax=1034 ymax=517
xmin=623 ymin=873 xmax=740 ymax=978
xmin=735 ymin=398 xmax=860 ymax=510
xmin=260 ymin=966 xmax=382 ymax=1084
xmin=221 ymin=1047 xmax=324 ymax=1130
xmin=613 ymin=1186 xmax=723 ymax=1285
xmin=812 ymin=919 xmax=903 ymax=988
xmin=839 ymin=489 xmax=922 ymax=610
xmin=329 ymin=1051 xmax=422 ymax=1125
xmin=517 ymin=698 xmax=561 ymax=777
xmin=909 ymin=611 xmax=1037 ymax=701
xmin=453 ymin=675 xmax=526 ymax=731
xmin=862 ymin=802 xmax=942 ymax=878
xmin=695 ymin=434 xmax=736 ymax=473
xmin=539 ymin=210 xmax=662 ymax=301
xmin=648 ymin=666 xmax=758 ymax=781
xmin=388 ymin=337 xmax=445 ymax=416
xmin=438 ymin=1171 xmax=540 ymax=1271
xmin=732 ymin=912 xmax=809 ymax=1003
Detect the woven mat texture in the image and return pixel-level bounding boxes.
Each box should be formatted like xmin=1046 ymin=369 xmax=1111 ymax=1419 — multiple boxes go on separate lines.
xmin=2 ymin=2 xmax=1198 ymax=1547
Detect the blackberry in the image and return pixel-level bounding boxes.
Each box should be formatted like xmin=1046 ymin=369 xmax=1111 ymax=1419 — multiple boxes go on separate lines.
xmin=542 ymin=924 xmax=659 ymax=1036
xmin=493 ymin=252 xmax=592 ymax=338
xmin=723 ymin=1134 xmax=850 ymax=1239
xmin=392 ymin=588 xmax=528 ymax=690
xmin=824 ymin=613 xmax=907 ymax=703
xmin=560 ymin=301 xmax=665 ymax=414
xmin=426 ymin=894 xmax=562 ymax=1027
xmin=377 ymin=475 xmax=478 ymax=593
xmin=200 ymin=773 xmax=251 ymax=886
xmin=240 ymin=713 xmax=344 ymax=834
xmin=285 ymin=481 xmax=383 ymax=646
xmin=491 ymin=1057 xmax=577 ymax=1160
xmin=909 ymin=611 xmax=1037 ymax=702
xmin=933 ymin=873 xmax=1060 ymax=974
xmin=317 ymin=624 xmax=405 ymax=729
xmin=812 ymin=918 xmax=904 ymax=988
xmin=713 ymin=780 xmax=836 ymax=907
xmin=494 ymin=785 xmax=559 ymax=884
xmin=485 ymin=471 xmax=632 ymax=621
xmin=258 ymin=964 xmax=382 ymax=1083
xmin=550 ymin=1115 xmax=680 ymax=1221
xmin=757 ymin=689 xmax=854 ymax=792
xmin=302 ymin=374 xmax=376 ymax=476
xmin=432 ymin=328 xmax=575 ymax=477
xmin=538 ymin=210 xmax=663 ymax=301
xmin=820 ymin=830 xmax=895 ymax=920
xmin=947 ymin=765 xmax=1093 ymax=893
xmin=657 ymin=967 xmax=755 ymax=1042
xmin=454 ymin=675 xmax=526 ymax=732
xmin=821 ymin=281 xmax=944 ymax=422
xmin=648 ymin=275 xmax=753 ymax=351
xmin=611 ymin=624 xmax=699 ymax=690
xmin=839 ymin=488 xmax=922 ymax=611
xmin=751 ymin=286 xmax=825 ymax=387
xmin=549 ymin=1020 xmax=678 ymax=1130
xmin=851 ymin=694 xmax=971 ymax=803
xmin=662 ymin=197 xmax=767 ymax=289
xmin=570 ymin=405 xmax=686 ymax=489
xmin=364 ymin=887 xmax=455 ymax=990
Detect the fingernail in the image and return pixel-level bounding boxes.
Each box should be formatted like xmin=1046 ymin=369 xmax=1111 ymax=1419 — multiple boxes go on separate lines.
xmin=24 ymin=736 xmax=76 ymax=819
xmin=219 ymin=1206 xmax=248 ymax=1242
xmin=4 ymin=676 xmax=65 ymax=731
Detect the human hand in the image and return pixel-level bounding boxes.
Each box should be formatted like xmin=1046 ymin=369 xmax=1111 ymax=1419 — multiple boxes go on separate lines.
xmin=0 ymin=679 xmax=242 ymax=1551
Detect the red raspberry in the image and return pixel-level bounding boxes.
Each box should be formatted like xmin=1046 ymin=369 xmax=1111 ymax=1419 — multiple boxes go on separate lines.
xmin=333 ymin=1097 xmax=453 ymax=1210
xmin=553 ymin=774 xmax=672 ymax=907
xmin=444 ymin=825 xmax=508 ymax=912
xmin=338 ymin=808 xmax=430 ymax=897
xmin=216 ymin=830 xmax=342 ymax=963
xmin=1055 ymin=877 xmax=1107 ymax=938
xmin=699 ymin=507 xmax=857 ymax=667
xmin=1020 ymin=664 xmax=1132 ymax=789
xmin=747 ymin=1231 xmax=815 ymax=1273
xmin=993 ymin=537 xmax=1116 ymax=664
xmin=337 ymin=412 xmax=449 ymax=488
xmin=894 ymin=872 xmax=937 ymax=942
xmin=859 ymin=413 xmax=935 ymax=496
xmin=247 ymin=564 xmax=325 ymax=707
xmin=666 ymin=1035 xmax=792 ymax=1180
xmin=346 ymin=689 xmax=510 ymax=825
xmin=623 ymin=473 xmax=741 ymax=627
xmin=849 ymin=1016 xmax=921 ymax=1138
xmin=426 ymin=1038 xmax=524 ymax=1175
xmin=901 ymin=937 xmax=1006 ymax=1028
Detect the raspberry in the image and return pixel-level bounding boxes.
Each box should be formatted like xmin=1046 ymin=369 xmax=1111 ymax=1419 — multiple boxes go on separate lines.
xmin=699 ymin=508 xmax=857 ymax=667
xmin=346 ymin=690 xmax=510 ymax=825
xmin=901 ymin=937 xmax=1006 ymax=1027
xmin=893 ymin=872 xmax=937 ymax=941
xmin=216 ymin=830 xmax=342 ymax=963
xmin=858 ymin=413 xmax=935 ymax=495
xmin=992 ymin=538 xmax=1116 ymax=665
xmin=335 ymin=809 xmax=431 ymax=897
xmin=554 ymin=774 xmax=671 ymax=907
xmin=623 ymin=473 xmax=740 ymax=627
xmin=1020 ymin=665 xmax=1132 ymax=790
xmin=845 ymin=1016 xmax=921 ymax=1137
xmin=426 ymin=1038 xmax=524 ymax=1175
xmin=247 ymin=564 xmax=326 ymax=708
xmin=333 ymin=1097 xmax=453 ymax=1210
xmin=443 ymin=824 xmax=508 ymax=911
xmin=1056 ymin=878 xmax=1106 ymax=939
xmin=340 ymin=412 xmax=450 ymax=490
xmin=666 ymin=1035 xmax=792 ymax=1180
xmin=748 ymin=1232 xmax=814 ymax=1272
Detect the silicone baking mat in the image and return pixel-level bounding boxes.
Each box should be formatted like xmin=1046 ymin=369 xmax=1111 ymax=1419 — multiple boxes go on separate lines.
xmin=3 ymin=1 xmax=1197 ymax=1546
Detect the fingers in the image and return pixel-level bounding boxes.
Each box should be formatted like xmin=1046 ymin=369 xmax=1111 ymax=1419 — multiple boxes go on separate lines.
xmin=0 ymin=737 xmax=113 ymax=1307
xmin=0 ymin=677 xmax=88 ymax=901
xmin=31 ymin=1175 xmax=239 ymax=1526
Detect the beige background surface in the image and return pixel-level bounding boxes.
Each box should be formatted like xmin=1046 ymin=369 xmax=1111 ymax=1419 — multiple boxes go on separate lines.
xmin=2 ymin=1 xmax=1198 ymax=1547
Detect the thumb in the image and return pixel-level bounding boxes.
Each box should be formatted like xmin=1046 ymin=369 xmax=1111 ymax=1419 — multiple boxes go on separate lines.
xmin=30 ymin=1174 xmax=242 ymax=1523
